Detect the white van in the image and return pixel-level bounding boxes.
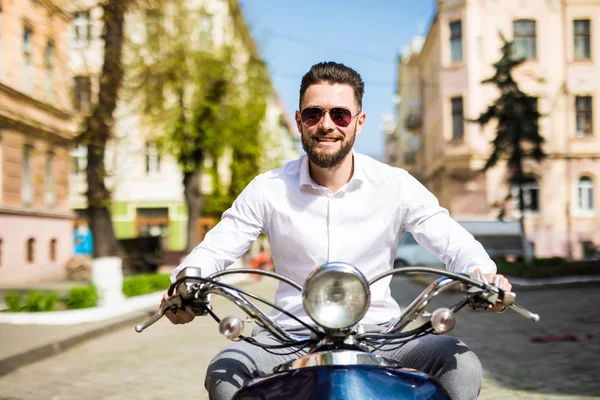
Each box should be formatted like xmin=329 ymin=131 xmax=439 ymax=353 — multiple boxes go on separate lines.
xmin=394 ymin=220 xmax=527 ymax=268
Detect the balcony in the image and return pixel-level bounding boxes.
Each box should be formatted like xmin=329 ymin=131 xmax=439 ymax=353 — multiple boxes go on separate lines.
xmin=405 ymin=113 xmax=422 ymax=131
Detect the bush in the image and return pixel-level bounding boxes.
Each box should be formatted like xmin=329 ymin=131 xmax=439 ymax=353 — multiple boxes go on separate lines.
xmin=26 ymin=291 xmax=58 ymax=312
xmin=5 ymin=292 xmax=24 ymax=312
xmin=66 ymin=285 xmax=98 ymax=310
xmin=531 ymin=257 xmax=567 ymax=267
xmin=4 ymin=291 xmax=58 ymax=312
xmin=123 ymin=273 xmax=171 ymax=298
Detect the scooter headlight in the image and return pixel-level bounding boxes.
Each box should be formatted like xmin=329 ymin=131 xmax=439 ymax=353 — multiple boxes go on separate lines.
xmin=302 ymin=262 xmax=370 ymax=330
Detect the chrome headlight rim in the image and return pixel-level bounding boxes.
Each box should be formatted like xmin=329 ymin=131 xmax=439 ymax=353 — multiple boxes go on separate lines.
xmin=302 ymin=262 xmax=370 ymax=330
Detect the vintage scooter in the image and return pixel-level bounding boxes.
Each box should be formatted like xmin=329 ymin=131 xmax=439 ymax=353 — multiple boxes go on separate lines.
xmin=135 ymin=262 xmax=539 ymax=399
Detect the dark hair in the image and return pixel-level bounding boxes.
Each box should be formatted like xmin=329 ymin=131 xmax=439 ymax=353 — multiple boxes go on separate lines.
xmin=299 ymin=61 xmax=364 ymax=110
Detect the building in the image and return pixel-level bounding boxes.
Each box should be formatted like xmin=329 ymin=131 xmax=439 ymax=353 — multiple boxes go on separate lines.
xmin=385 ymin=36 xmax=425 ymax=172
xmin=63 ymin=0 xmax=298 ymax=261
xmin=391 ymin=0 xmax=600 ymax=260
xmin=0 ymin=0 xmax=75 ymax=285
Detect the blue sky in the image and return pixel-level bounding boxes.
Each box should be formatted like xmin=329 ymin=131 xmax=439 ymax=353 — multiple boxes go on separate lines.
xmin=240 ymin=0 xmax=436 ymax=160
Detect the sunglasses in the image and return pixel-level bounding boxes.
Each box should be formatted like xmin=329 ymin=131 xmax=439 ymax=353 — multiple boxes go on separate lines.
xmin=300 ymin=106 xmax=360 ymax=128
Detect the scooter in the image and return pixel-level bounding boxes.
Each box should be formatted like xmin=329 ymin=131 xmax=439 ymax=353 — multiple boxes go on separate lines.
xmin=135 ymin=262 xmax=539 ymax=399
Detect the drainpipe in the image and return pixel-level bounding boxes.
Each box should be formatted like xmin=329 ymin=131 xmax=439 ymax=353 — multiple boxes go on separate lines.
xmin=562 ymin=0 xmax=573 ymax=260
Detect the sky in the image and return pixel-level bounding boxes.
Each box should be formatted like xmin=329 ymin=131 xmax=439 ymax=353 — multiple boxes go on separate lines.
xmin=240 ymin=0 xmax=436 ymax=161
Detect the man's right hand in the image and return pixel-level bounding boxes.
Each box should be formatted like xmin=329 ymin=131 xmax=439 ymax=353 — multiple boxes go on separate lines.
xmin=162 ymin=292 xmax=195 ymax=325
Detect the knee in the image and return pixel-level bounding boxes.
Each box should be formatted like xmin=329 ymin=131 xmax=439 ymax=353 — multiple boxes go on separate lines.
xmin=435 ymin=336 xmax=482 ymax=381
xmin=453 ymin=345 xmax=482 ymax=383
xmin=204 ymin=347 xmax=260 ymax=397
xmin=435 ymin=338 xmax=482 ymax=399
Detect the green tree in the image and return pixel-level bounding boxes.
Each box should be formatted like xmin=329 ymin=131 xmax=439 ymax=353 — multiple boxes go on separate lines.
xmin=227 ymin=58 xmax=270 ymax=199
xmin=470 ymin=34 xmax=546 ymax=263
xmin=79 ymin=0 xmax=132 ymax=258
xmin=128 ymin=1 xmax=268 ymax=252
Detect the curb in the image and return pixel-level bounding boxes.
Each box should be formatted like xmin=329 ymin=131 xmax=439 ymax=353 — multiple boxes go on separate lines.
xmin=0 ymin=309 xmax=151 ymax=377
xmin=0 ymin=291 xmax=163 ymax=325
xmin=0 ymin=274 xmax=252 ymax=377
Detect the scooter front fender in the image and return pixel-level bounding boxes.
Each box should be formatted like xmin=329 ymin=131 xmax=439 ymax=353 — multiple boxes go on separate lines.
xmin=234 ymin=365 xmax=450 ymax=400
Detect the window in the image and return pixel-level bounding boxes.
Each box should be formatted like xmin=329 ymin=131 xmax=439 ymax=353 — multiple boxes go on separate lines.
xmin=71 ymin=144 xmax=87 ymax=173
xmin=26 ymin=238 xmax=35 ymax=263
xmin=512 ymin=176 xmax=540 ymax=213
xmin=46 ymin=151 xmax=55 ymax=207
xmin=49 ymin=238 xmax=57 ymax=262
xmin=199 ymin=12 xmax=213 ymax=46
xmin=73 ymin=76 xmax=91 ymax=112
xmin=23 ymin=25 xmax=33 ymax=93
xmin=45 ymin=41 xmax=55 ymax=103
xmin=449 ymin=21 xmax=463 ymax=63
xmin=73 ymin=10 xmax=92 ymax=44
xmin=574 ymin=19 xmax=591 ymax=61
xmin=136 ymin=208 xmax=168 ymax=237
xmin=451 ymin=97 xmax=464 ymax=139
xmin=513 ymin=20 xmax=536 ymax=60
xmin=22 ymin=145 xmax=33 ymax=207
xmin=145 ymin=142 xmax=161 ymax=174
xmin=577 ymin=176 xmax=594 ymax=213
xmin=145 ymin=9 xmax=162 ymax=51
xmin=576 ymin=96 xmax=593 ymax=137
xmin=0 ymin=238 xmax=3 ymax=266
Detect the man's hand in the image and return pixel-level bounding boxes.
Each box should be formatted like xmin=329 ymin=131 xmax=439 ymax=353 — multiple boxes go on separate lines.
xmin=474 ymin=268 xmax=512 ymax=312
xmin=161 ymin=292 xmax=195 ymax=325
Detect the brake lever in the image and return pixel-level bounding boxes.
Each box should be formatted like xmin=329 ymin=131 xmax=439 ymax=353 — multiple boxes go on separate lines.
xmin=463 ymin=272 xmax=540 ymax=322
xmin=135 ymin=295 xmax=184 ymax=333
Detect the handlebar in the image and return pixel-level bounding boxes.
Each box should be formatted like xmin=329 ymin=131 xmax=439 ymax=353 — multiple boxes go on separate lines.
xmin=135 ymin=266 xmax=539 ymax=341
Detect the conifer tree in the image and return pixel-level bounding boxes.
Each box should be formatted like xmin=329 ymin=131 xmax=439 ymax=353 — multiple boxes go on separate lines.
xmin=471 ymin=35 xmax=546 ymax=262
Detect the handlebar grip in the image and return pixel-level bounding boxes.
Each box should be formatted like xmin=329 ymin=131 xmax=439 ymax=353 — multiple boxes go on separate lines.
xmin=135 ymin=310 xmax=164 ymax=333
xmin=509 ymin=303 xmax=540 ymax=322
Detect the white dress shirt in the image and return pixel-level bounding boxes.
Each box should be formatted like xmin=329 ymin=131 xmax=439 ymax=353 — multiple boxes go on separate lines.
xmin=172 ymin=153 xmax=496 ymax=326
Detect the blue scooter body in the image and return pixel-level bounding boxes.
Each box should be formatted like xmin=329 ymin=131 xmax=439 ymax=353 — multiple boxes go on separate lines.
xmin=234 ymin=365 xmax=450 ymax=400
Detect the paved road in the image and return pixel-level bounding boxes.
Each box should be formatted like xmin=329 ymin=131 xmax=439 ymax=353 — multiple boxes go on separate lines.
xmin=390 ymin=276 xmax=600 ymax=399
xmin=1 ymin=277 xmax=599 ymax=399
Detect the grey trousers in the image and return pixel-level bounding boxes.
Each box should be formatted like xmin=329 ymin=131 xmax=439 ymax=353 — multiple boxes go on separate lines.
xmin=205 ymin=326 xmax=482 ymax=400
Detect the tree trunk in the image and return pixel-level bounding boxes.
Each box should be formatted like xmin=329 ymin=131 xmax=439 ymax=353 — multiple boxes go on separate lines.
xmin=87 ymin=143 xmax=119 ymax=257
xmin=517 ymin=184 xmax=533 ymax=264
xmin=83 ymin=0 xmax=129 ymax=258
xmin=183 ymin=169 xmax=203 ymax=254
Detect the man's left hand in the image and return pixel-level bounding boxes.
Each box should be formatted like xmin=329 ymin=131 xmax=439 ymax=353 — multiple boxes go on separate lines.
xmin=474 ymin=268 xmax=512 ymax=312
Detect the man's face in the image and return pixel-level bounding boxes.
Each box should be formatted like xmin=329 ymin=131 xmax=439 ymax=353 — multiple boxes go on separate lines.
xmin=296 ymin=83 xmax=366 ymax=168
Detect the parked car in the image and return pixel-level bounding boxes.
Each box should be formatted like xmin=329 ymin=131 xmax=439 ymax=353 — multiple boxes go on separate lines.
xmin=394 ymin=220 xmax=528 ymax=268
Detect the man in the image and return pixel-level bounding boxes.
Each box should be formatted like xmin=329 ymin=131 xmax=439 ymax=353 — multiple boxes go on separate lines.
xmin=164 ymin=61 xmax=511 ymax=399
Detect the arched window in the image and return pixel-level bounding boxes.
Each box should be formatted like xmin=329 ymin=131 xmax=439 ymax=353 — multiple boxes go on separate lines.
xmin=50 ymin=238 xmax=57 ymax=262
xmin=577 ymin=176 xmax=594 ymax=212
xmin=27 ymin=238 xmax=35 ymax=263
xmin=512 ymin=176 xmax=540 ymax=213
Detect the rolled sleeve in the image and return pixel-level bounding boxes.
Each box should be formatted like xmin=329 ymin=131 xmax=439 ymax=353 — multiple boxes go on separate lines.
xmin=170 ymin=175 xmax=266 ymax=282
xmin=401 ymin=172 xmax=496 ymax=274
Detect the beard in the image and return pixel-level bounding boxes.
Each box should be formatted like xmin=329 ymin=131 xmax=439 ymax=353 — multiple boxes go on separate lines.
xmin=301 ymin=128 xmax=356 ymax=168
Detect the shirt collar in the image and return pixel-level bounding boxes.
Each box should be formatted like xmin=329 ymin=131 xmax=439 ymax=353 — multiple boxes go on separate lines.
xmin=299 ymin=151 xmax=365 ymax=191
